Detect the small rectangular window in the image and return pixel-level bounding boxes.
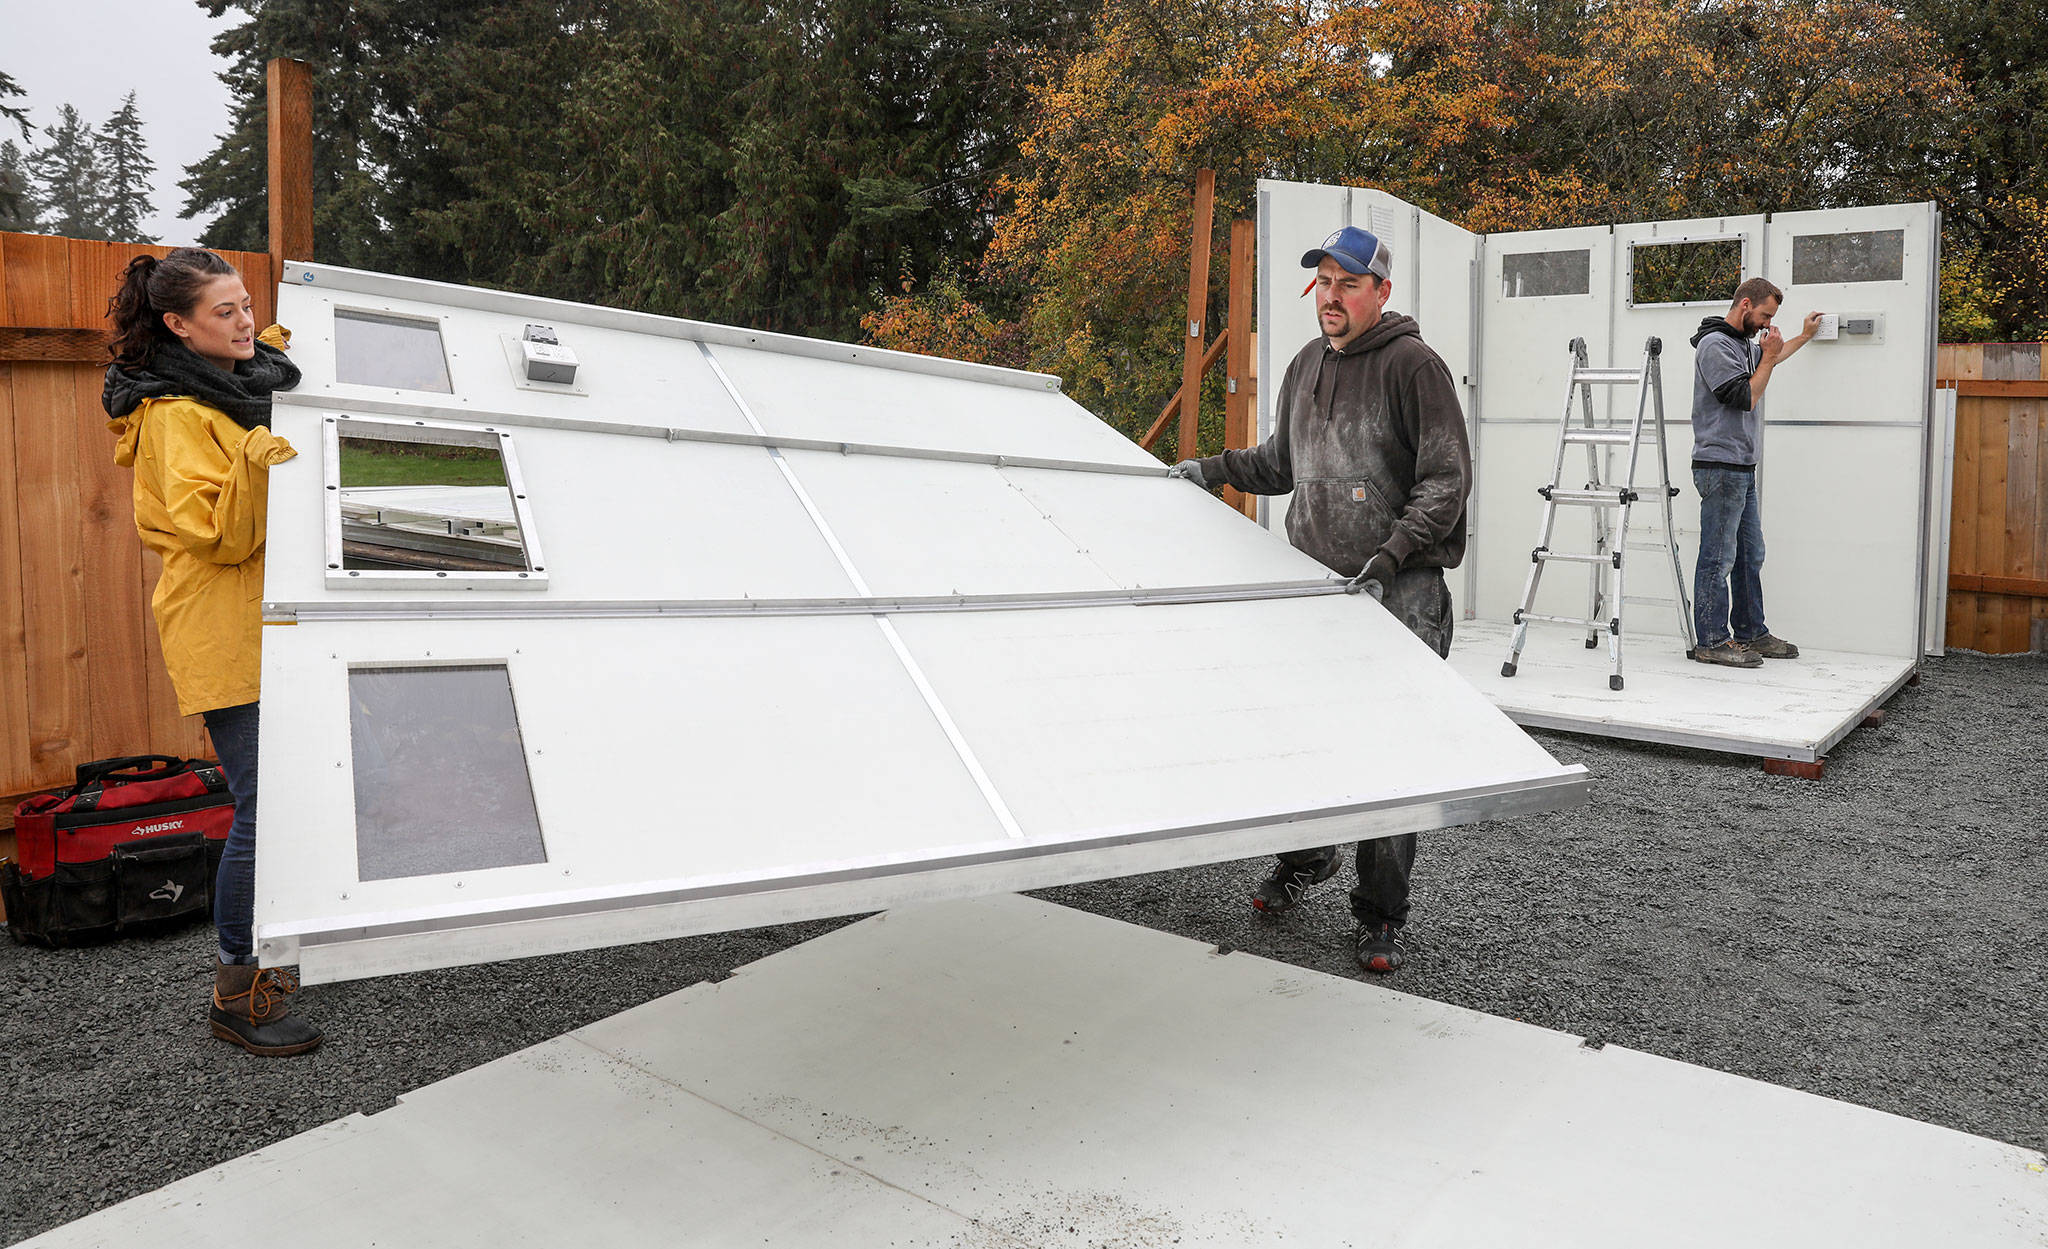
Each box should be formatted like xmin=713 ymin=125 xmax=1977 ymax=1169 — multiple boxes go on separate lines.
xmin=349 ymin=664 xmax=546 ymax=882
xmin=1502 ymin=249 xmax=1591 ymax=298
xmin=325 ymin=416 xmax=547 ymax=590
xmin=334 ymin=309 xmax=454 ymax=393
xmin=1629 ymin=238 xmax=1744 ymax=306
xmin=1792 ymin=230 xmax=1905 ymax=285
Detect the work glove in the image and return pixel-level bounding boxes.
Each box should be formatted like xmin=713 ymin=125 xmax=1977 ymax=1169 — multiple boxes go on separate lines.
xmin=1166 ymin=459 xmax=1208 ymax=489
xmin=1346 ymin=551 xmax=1398 ymax=602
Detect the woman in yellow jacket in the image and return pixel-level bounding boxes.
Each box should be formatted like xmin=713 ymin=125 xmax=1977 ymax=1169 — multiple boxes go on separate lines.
xmin=103 ymin=247 xmax=320 ymax=1057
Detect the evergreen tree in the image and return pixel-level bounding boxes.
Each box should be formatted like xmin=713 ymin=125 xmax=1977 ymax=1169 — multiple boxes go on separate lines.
xmin=0 ymin=69 xmax=28 ymax=139
xmin=180 ymin=0 xmax=1094 ymax=337
xmin=0 ymin=68 xmax=29 ymax=226
xmin=28 ymin=105 xmax=106 ymax=239
xmin=0 ymin=140 xmax=37 ymax=232
xmin=181 ymin=0 xmax=500 ymax=272
xmin=98 ymin=92 xmax=156 ymax=242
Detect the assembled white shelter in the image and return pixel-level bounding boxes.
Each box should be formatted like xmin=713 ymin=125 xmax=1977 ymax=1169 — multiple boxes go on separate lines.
xmin=254 ymin=263 xmax=1586 ymax=983
xmin=1258 ymin=184 xmax=1942 ymax=764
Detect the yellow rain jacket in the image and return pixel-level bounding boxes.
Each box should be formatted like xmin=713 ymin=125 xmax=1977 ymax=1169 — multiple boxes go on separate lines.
xmin=107 ymin=327 xmax=298 ymax=716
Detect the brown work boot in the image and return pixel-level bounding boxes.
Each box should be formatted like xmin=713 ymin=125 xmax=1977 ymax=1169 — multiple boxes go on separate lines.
xmin=1738 ymin=633 xmax=1800 ymax=659
xmin=211 ymin=962 xmax=323 ymax=1057
xmin=1691 ymin=640 xmax=1763 ymax=668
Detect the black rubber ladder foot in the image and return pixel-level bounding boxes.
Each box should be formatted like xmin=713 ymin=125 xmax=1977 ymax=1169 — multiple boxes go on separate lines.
xmin=1584 ymin=636 xmax=1599 ymax=649
xmin=1609 ymin=675 xmax=1624 ymax=691
xmin=1501 ymin=661 xmax=1518 ymax=678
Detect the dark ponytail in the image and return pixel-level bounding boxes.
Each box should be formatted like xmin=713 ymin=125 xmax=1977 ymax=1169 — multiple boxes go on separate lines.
xmin=106 ymin=247 xmax=239 ymax=368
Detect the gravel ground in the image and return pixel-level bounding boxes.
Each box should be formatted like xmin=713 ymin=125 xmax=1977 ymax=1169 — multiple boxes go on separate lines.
xmin=3 ymin=650 xmax=2043 ymax=1242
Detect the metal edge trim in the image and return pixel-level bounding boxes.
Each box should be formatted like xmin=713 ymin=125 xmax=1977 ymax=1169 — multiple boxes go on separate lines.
xmin=266 ymin=768 xmax=1591 ymax=960
xmin=1813 ymin=664 xmax=1917 ymax=758
xmin=281 ymin=261 xmax=1065 ymax=394
xmin=275 ymin=393 xmax=1163 ymax=479
xmin=1502 ymin=705 xmax=1829 ymax=762
xmin=263 ymin=580 xmax=1353 ymax=623
xmin=1912 ymin=203 xmax=1941 ymax=661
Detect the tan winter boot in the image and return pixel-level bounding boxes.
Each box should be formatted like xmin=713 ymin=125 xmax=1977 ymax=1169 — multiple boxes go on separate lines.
xmin=211 ymin=962 xmax=323 ymax=1057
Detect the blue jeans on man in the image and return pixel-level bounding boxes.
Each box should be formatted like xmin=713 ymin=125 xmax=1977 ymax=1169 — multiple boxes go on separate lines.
xmin=1692 ymin=465 xmax=1767 ymax=648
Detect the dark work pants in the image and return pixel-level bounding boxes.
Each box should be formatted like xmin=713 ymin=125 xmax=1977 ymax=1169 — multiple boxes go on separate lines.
xmin=1276 ymin=567 xmax=1452 ymax=926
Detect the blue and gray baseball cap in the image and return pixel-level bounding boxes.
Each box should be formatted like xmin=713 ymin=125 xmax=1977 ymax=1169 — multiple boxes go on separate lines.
xmin=1301 ymin=226 xmax=1392 ymax=280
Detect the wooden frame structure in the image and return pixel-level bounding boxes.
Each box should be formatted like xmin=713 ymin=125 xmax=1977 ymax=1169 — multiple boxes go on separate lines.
xmin=1140 ymin=171 xmax=1259 ymax=517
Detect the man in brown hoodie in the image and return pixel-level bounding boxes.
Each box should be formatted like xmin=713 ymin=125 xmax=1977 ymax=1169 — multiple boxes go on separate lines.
xmin=1170 ymin=225 xmax=1471 ymax=974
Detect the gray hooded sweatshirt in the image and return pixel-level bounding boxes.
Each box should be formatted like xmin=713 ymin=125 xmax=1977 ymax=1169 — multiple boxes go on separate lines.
xmin=1196 ymin=312 xmax=1470 ymax=578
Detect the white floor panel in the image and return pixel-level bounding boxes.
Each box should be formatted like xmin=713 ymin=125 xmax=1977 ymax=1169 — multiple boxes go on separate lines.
xmin=31 ymin=895 xmax=2044 ymax=1249
xmin=1449 ymin=620 xmax=1916 ymax=761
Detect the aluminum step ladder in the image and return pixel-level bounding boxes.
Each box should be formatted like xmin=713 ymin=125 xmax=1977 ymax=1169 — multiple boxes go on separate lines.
xmin=1501 ymin=336 xmax=1696 ymax=690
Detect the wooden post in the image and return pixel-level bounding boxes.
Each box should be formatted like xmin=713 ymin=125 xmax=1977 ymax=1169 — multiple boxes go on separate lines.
xmin=1222 ymin=218 xmax=1256 ymax=517
xmin=266 ymin=58 xmax=314 ymax=270
xmin=1176 ymin=169 xmax=1216 ymax=462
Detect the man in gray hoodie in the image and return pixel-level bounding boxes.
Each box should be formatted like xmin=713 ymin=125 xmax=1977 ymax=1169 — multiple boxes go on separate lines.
xmin=1688 ymin=277 xmax=1822 ymax=667
xmin=1169 ymin=225 xmax=1471 ymax=974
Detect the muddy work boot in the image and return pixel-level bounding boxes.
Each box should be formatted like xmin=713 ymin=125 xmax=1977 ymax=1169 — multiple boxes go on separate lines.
xmin=1737 ymin=633 xmax=1800 ymax=659
xmin=1251 ymin=853 xmax=1341 ymax=914
xmin=1690 ymin=640 xmax=1763 ymax=668
xmin=211 ymin=963 xmax=323 ymax=1057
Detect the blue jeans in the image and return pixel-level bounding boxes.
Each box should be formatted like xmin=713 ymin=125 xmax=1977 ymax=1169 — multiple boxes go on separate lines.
xmin=201 ymin=702 xmax=260 ymax=965
xmin=1691 ymin=466 xmax=1767 ymax=648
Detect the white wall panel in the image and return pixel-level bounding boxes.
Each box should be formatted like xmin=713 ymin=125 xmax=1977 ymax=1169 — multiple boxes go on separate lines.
xmin=707 ymin=343 xmax=1158 ymax=468
xmin=1000 ymin=468 xmax=1338 ymax=589
xmin=262 ymin=407 xmax=860 ymax=606
xmin=780 ymin=451 xmax=1121 ymax=598
xmin=1474 ymin=226 xmax=1624 ymax=629
xmin=891 ymin=595 xmax=1568 ymax=840
xmin=1747 ymin=426 xmax=1926 ymax=656
xmin=256 ymin=615 xmax=1009 ymax=941
xmin=278 ymin=282 xmax=756 ymax=435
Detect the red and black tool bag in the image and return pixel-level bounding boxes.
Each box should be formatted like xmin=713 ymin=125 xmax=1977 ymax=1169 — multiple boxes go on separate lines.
xmin=3 ymin=755 xmax=234 ymax=947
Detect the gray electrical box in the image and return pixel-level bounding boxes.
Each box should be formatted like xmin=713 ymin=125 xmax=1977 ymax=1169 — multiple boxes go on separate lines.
xmin=519 ymin=323 xmax=579 ymax=384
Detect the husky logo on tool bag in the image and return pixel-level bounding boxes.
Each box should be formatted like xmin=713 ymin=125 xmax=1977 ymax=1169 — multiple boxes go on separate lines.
xmin=130 ymin=820 xmax=186 ymax=837
xmin=149 ymin=880 xmax=186 ymax=903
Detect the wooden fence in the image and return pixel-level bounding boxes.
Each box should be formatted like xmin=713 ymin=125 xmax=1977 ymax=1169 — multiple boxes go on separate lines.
xmin=1937 ymin=341 xmax=2048 ymax=654
xmin=0 ymin=231 xmax=277 ymax=836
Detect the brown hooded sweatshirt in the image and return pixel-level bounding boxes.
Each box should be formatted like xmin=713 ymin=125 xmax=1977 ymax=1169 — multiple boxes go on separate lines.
xmin=1197 ymin=312 xmax=1470 ymax=579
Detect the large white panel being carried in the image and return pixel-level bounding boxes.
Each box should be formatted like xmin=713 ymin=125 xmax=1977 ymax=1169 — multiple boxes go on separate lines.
xmin=255 ymin=264 xmax=1586 ymax=982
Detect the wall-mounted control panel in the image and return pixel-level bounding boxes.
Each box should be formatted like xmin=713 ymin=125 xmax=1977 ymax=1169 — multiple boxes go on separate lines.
xmin=1813 ymin=312 xmax=1884 ymax=344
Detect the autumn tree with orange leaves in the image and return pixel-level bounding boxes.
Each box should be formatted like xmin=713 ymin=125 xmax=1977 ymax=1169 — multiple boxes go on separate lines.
xmin=867 ymin=0 xmax=1971 ymax=450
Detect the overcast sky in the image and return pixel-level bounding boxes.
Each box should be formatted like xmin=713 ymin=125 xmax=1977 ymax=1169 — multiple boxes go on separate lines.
xmin=8 ymin=0 xmax=239 ymax=245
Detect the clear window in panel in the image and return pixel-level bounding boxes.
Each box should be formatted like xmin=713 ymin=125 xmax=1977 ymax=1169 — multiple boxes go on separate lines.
xmin=1792 ymin=230 xmax=1905 ymax=285
xmin=1629 ymin=238 xmax=1744 ymax=306
xmin=334 ymin=309 xmax=454 ymax=393
xmin=336 ymin=422 xmax=534 ymax=576
xmin=349 ymin=664 xmax=546 ymax=882
xmin=1502 ymin=249 xmax=1591 ymax=298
